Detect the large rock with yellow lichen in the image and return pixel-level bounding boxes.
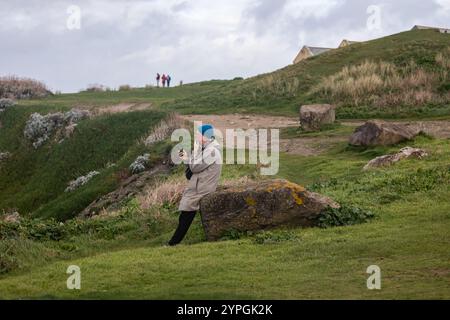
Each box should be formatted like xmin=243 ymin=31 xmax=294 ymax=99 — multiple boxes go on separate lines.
xmin=199 ymin=179 xmax=340 ymax=240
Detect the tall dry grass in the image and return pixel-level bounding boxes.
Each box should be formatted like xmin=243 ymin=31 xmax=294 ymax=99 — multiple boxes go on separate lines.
xmin=138 ymin=176 xmax=255 ymax=210
xmin=313 ymin=49 xmax=450 ymax=108
xmin=0 ymin=75 xmax=49 ymax=99
xmin=143 ymin=112 xmax=187 ymax=146
xmin=252 ymin=74 xmax=300 ymax=100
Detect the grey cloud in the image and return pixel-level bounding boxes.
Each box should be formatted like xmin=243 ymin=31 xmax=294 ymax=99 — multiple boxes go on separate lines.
xmin=0 ymin=0 xmax=448 ymax=93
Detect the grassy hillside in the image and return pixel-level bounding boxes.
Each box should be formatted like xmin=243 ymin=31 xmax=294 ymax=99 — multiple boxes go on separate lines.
xmin=0 ymin=134 xmax=448 ymax=299
xmin=164 ymin=30 xmax=450 ymax=118
xmin=0 ymin=103 xmax=169 ymax=220
xmin=1 ymin=29 xmax=449 ymax=299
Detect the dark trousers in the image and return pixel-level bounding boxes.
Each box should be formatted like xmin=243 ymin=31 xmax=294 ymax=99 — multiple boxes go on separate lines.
xmin=168 ymin=211 xmax=197 ymax=246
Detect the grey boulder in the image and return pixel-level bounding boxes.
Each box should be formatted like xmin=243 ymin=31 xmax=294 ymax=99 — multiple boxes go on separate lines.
xmin=299 ymin=104 xmax=335 ymax=131
xmin=349 ymin=120 xmax=420 ymax=146
xmin=200 ymin=179 xmax=340 ymax=240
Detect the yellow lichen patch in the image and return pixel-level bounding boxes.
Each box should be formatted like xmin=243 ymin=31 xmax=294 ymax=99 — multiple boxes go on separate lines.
xmin=292 ymin=193 xmax=303 ymax=205
xmin=245 ymin=197 xmax=257 ymax=206
xmin=283 ymin=180 xmax=304 ymax=192
xmin=264 ymin=180 xmax=306 ymax=206
xmin=266 ymin=181 xmax=285 ymax=193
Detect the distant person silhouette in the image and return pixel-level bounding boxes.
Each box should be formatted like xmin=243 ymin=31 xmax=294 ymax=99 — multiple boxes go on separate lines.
xmin=162 ymin=74 xmax=167 ymax=87
xmin=156 ymin=73 xmax=160 ymax=87
xmin=167 ymin=74 xmax=171 ymax=87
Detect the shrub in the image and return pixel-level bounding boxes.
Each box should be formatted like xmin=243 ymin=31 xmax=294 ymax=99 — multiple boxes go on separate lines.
xmin=119 ymin=84 xmax=131 ymax=91
xmin=0 ymin=98 xmax=16 ymax=112
xmin=65 ymin=171 xmax=100 ymax=192
xmin=0 ymin=75 xmax=49 ymax=99
xmin=85 ymin=84 xmax=105 ymax=92
xmin=318 ymin=206 xmax=375 ymax=228
xmin=129 ymin=154 xmax=150 ymax=174
xmin=23 ymin=109 xmax=90 ymax=148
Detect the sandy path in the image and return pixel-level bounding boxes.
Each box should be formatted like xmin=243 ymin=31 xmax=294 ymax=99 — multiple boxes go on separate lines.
xmin=78 ymin=102 xmax=153 ymax=115
xmin=181 ymin=114 xmax=450 ymax=156
xmin=181 ymin=114 xmax=298 ymax=132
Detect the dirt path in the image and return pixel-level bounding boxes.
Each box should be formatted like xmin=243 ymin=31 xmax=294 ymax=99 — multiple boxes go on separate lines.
xmin=181 ymin=114 xmax=298 ymax=132
xmin=79 ymin=102 xmax=153 ymax=115
xmin=181 ymin=114 xmax=450 ymax=156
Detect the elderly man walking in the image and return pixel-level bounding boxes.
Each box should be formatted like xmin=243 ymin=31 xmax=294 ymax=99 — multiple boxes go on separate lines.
xmin=168 ymin=124 xmax=222 ymax=246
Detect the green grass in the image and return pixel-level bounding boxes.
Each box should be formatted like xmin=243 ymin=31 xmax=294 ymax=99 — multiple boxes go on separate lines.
xmin=0 ymin=135 xmax=448 ymax=299
xmin=0 ymin=104 xmax=169 ymax=220
xmin=280 ymin=123 xmax=355 ymax=139
xmin=1 ymin=29 xmax=450 ymax=299
xmin=18 ymin=80 xmax=230 ymax=110
xmin=163 ymin=30 xmax=450 ymax=119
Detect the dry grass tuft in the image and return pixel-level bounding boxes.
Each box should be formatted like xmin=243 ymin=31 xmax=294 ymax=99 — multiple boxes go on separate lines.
xmin=138 ymin=176 xmax=256 ymax=210
xmin=313 ymin=49 xmax=450 ymax=108
xmin=143 ymin=113 xmax=187 ymax=146
xmin=252 ymin=74 xmax=300 ymax=100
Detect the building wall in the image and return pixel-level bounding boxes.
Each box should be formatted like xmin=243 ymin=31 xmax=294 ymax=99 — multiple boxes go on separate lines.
xmin=293 ymin=47 xmax=312 ymax=64
xmin=339 ymin=40 xmax=350 ymax=48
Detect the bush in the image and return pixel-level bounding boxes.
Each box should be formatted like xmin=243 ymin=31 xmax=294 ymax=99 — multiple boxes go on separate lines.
xmin=0 ymin=75 xmax=49 ymax=99
xmin=318 ymin=206 xmax=375 ymax=228
xmin=23 ymin=109 xmax=91 ymax=148
xmin=85 ymin=84 xmax=105 ymax=92
xmin=119 ymin=84 xmax=131 ymax=91
xmin=65 ymin=171 xmax=100 ymax=192
xmin=129 ymin=154 xmax=150 ymax=174
xmin=0 ymin=98 xmax=16 ymax=112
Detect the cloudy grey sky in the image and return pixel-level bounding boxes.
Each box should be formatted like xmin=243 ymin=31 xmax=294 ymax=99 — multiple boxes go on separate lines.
xmin=1 ymin=0 xmax=449 ymax=92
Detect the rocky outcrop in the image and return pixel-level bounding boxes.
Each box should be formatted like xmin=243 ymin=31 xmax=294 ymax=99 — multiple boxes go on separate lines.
xmin=363 ymin=147 xmax=428 ymax=170
xmin=129 ymin=154 xmax=150 ymax=174
xmin=299 ymin=104 xmax=335 ymax=131
xmin=349 ymin=120 xmax=420 ymax=146
xmin=200 ymin=179 xmax=340 ymax=240
xmin=65 ymin=171 xmax=100 ymax=192
xmin=80 ymin=164 xmax=171 ymax=217
xmin=24 ymin=109 xmax=90 ymax=148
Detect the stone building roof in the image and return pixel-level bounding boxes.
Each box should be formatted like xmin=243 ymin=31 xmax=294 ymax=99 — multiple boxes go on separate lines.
xmin=307 ymin=46 xmax=333 ymax=55
xmin=412 ymin=25 xmax=450 ymax=33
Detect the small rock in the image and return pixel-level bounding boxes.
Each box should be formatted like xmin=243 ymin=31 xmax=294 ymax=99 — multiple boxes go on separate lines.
xmin=363 ymin=147 xmax=428 ymax=170
xmin=129 ymin=154 xmax=150 ymax=174
xmin=65 ymin=171 xmax=100 ymax=192
xmin=349 ymin=120 xmax=420 ymax=146
xmin=200 ymin=179 xmax=340 ymax=240
xmin=299 ymin=104 xmax=335 ymax=131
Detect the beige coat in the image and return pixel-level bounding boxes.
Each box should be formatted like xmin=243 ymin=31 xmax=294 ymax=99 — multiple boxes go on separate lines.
xmin=178 ymin=140 xmax=222 ymax=212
